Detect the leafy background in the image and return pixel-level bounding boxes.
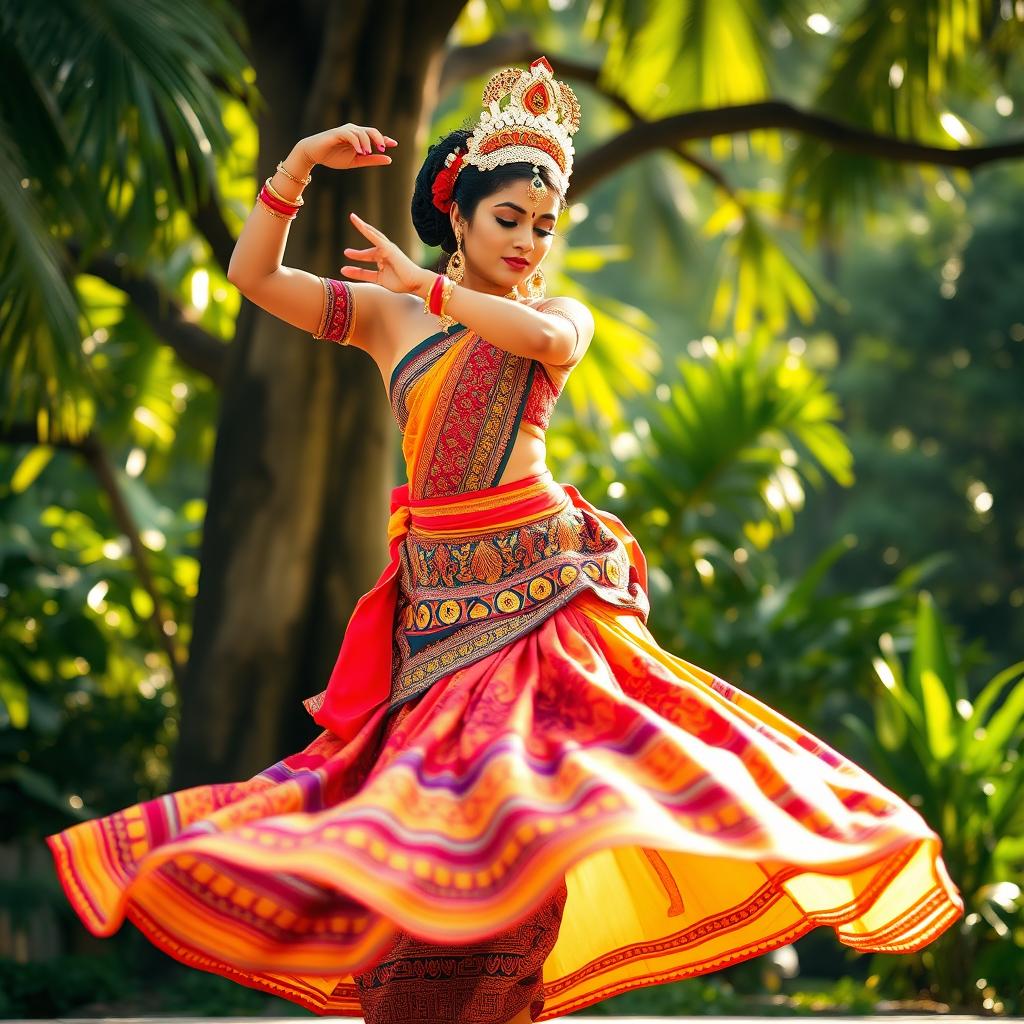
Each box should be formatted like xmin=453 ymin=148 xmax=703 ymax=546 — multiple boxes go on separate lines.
xmin=1 ymin=0 xmax=1022 ymax=1016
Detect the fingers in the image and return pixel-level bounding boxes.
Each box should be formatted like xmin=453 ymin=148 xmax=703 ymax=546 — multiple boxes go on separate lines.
xmin=339 ymin=265 xmax=380 ymax=282
xmin=343 ymin=245 xmax=378 ymax=258
xmin=353 ymin=127 xmax=373 ymax=155
xmin=366 ymin=127 xmax=397 ymax=154
xmin=349 ymin=153 xmax=392 ymax=167
xmin=337 ymin=127 xmax=365 ymax=154
xmin=338 ymin=126 xmax=388 ymax=158
xmin=349 ymin=211 xmax=388 ymax=242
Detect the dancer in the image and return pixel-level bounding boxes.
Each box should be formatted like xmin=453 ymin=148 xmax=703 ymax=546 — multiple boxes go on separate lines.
xmin=46 ymin=56 xmax=963 ymax=1024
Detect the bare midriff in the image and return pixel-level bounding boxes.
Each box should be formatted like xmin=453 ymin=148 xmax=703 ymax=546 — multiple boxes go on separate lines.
xmin=380 ymin=297 xmax=567 ymax=488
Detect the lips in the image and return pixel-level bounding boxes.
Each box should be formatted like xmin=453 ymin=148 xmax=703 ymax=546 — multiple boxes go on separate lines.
xmin=502 ymin=257 xmax=528 ymax=268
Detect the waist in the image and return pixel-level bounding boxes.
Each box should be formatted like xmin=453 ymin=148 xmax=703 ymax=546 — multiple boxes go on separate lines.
xmin=403 ymin=470 xmax=567 ymax=539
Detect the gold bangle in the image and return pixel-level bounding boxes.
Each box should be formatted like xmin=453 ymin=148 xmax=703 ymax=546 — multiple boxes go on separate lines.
xmin=437 ymin=275 xmax=456 ymax=332
xmin=255 ymin=195 xmax=296 ymax=220
xmin=264 ymin=176 xmax=303 ymax=207
xmin=277 ymin=159 xmax=312 ymax=186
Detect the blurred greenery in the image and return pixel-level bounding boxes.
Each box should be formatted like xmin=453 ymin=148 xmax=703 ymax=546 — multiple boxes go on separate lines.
xmin=2 ymin=0 xmax=1023 ymax=1016
xmin=840 ymin=593 xmax=1024 ymax=1013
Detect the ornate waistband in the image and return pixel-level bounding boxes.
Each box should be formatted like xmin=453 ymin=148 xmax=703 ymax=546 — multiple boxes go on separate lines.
xmin=388 ymin=476 xmax=649 ymax=713
xmin=304 ymin=470 xmax=649 ymax=747
xmin=389 ymin=470 xmax=565 ymax=545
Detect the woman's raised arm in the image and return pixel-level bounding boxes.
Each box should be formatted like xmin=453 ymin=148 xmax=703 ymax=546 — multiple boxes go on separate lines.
xmin=225 ymin=124 xmax=399 ymax=351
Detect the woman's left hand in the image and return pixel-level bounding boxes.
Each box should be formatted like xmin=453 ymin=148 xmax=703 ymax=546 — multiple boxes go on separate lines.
xmin=340 ymin=212 xmax=426 ymax=296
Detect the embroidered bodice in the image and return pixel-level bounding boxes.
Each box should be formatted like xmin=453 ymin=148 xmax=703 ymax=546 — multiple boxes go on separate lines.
xmin=520 ymin=360 xmax=561 ymax=433
xmin=388 ymin=323 xmax=568 ymax=499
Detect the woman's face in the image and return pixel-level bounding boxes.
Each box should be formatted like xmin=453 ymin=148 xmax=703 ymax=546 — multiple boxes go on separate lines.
xmin=452 ymin=177 xmax=560 ymax=294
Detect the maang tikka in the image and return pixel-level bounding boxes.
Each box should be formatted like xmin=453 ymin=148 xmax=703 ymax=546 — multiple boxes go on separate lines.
xmin=527 ymin=165 xmax=546 ymax=206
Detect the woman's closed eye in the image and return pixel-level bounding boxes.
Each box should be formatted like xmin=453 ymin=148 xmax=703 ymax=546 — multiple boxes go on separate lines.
xmin=495 ymin=216 xmax=554 ymax=238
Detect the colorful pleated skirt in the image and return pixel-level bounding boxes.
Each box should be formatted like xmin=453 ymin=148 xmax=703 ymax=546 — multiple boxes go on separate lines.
xmin=45 ymin=471 xmax=963 ymax=1022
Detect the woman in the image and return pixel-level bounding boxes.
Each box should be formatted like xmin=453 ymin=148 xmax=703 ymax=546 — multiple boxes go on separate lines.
xmin=47 ymin=57 xmax=963 ymax=1024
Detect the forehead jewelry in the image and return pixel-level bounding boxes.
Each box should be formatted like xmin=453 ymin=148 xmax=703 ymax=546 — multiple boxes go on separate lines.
xmin=527 ymin=165 xmax=546 ymax=206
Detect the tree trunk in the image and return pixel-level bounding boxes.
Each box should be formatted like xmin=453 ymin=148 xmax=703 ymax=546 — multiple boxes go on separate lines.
xmin=171 ymin=1 xmax=460 ymax=787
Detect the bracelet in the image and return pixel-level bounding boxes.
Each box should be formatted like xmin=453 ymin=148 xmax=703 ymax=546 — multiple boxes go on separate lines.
xmin=427 ymin=273 xmax=445 ymax=314
xmin=422 ymin=273 xmax=441 ymax=316
xmin=277 ymin=158 xmax=312 ymax=186
xmin=438 ymin=276 xmax=456 ymax=331
xmin=263 ymin=176 xmax=303 ymax=207
xmin=256 ymin=195 xmax=297 ymax=220
xmin=257 ymin=184 xmax=301 ymax=218
xmin=422 ymin=274 xmax=457 ymax=332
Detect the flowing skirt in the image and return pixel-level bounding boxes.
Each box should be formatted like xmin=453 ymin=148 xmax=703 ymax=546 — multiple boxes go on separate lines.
xmin=45 ymin=584 xmax=962 ymax=1020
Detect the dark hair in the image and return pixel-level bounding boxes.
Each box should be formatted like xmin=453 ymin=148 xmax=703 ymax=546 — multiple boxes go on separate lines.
xmin=411 ymin=124 xmax=567 ymax=260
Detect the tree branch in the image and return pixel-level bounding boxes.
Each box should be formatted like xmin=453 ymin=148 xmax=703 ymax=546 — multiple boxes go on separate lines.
xmin=68 ymin=243 xmax=226 ymax=385
xmin=440 ymin=41 xmax=1024 ymax=201
xmin=572 ymin=101 xmax=1024 ymax=196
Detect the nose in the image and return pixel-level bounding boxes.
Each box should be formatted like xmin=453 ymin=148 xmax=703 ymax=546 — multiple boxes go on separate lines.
xmin=514 ymin=229 xmax=535 ymax=255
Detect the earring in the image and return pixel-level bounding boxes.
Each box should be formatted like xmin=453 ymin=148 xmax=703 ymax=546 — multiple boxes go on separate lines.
xmin=525 ymin=266 xmax=546 ymax=300
xmin=446 ymin=226 xmax=465 ymax=284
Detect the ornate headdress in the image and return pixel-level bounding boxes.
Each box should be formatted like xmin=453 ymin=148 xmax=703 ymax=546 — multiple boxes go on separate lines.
xmin=431 ymin=56 xmax=581 ymax=214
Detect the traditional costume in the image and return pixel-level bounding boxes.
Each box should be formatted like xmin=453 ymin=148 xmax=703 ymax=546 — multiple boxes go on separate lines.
xmin=46 ymin=56 xmax=962 ymax=1024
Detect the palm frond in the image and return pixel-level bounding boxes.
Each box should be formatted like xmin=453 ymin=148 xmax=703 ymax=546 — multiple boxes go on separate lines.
xmin=598 ymin=0 xmax=773 ymax=125
xmin=0 ymin=128 xmax=88 ymax=438
xmin=784 ymin=0 xmax=1014 ymax=238
xmin=629 ymin=326 xmax=853 ymax=547
xmin=0 ymin=0 xmax=255 ymax=434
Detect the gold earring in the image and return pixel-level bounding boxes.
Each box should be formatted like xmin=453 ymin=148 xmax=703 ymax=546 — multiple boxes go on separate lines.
xmin=446 ymin=226 xmax=465 ymax=284
xmin=525 ymin=266 xmax=546 ymax=300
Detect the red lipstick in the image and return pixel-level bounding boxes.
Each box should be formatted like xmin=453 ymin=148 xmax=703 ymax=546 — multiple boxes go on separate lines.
xmin=502 ymin=257 xmax=528 ymax=269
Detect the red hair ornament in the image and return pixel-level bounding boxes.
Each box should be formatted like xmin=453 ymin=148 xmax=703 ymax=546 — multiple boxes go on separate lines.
xmin=431 ymin=147 xmax=464 ymax=213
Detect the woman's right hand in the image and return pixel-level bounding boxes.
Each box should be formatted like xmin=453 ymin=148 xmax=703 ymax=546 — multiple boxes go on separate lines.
xmin=298 ymin=124 xmax=397 ymax=171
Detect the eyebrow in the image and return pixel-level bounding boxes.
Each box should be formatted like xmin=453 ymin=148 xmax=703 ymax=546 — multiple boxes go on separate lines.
xmin=493 ymin=201 xmax=557 ymax=223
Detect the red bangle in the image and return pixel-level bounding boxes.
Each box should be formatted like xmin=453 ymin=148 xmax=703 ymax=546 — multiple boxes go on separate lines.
xmin=428 ymin=273 xmax=446 ymax=314
xmin=257 ymin=184 xmax=299 ymax=218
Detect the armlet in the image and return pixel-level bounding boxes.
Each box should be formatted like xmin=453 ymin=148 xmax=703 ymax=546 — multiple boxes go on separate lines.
xmin=541 ymin=305 xmax=580 ymax=362
xmin=312 ymin=277 xmax=356 ymax=345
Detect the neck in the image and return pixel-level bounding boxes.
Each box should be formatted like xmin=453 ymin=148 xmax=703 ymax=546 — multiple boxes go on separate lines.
xmin=457 ymin=263 xmax=519 ymax=299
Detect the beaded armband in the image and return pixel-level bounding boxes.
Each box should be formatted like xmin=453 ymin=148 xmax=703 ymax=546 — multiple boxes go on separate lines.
xmin=312 ymin=277 xmax=355 ymax=345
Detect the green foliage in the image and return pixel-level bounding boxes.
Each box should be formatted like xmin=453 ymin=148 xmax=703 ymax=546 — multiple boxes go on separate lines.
xmin=0 ymin=391 xmax=211 ymax=836
xmin=641 ymin=327 xmax=852 ymax=546
xmin=840 ymin=592 xmax=1024 ymax=1011
xmin=0 ymin=0 xmax=255 ymax=433
xmin=784 ymin=0 xmax=1023 ymax=239
xmin=0 ymin=950 xmax=312 ymax=1017
xmin=577 ymin=971 xmax=886 ymax=1016
xmin=0 ymin=955 xmax=124 ymax=1018
xmin=1 ymin=0 xmax=1021 ymax=1011
xmin=558 ymin=325 xmax=853 ymax=549
xmin=790 ymin=161 xmax=1024 ymax=685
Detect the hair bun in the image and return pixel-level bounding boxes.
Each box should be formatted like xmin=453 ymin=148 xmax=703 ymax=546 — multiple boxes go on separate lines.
xmin=411 ymin=128 xmax=473 ymax=251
